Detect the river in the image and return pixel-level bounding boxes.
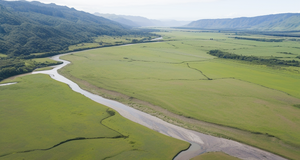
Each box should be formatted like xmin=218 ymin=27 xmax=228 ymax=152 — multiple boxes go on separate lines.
xmin=31 ymin=50 xmax=286 ymax=160
xmin=0 ymin=82 xmax=17 ymax=87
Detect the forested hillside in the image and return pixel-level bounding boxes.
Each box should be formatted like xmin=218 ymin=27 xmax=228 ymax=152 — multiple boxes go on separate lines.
xmin=0 ymin=0 xmax=132 ymax=57
xmin=0 ymin=0 xmax=154 ymax=81
xmin=187 ymin=13 xmax=300 ymax=31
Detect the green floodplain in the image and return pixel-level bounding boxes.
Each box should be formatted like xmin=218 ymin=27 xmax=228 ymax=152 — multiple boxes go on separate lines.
xmin=0 ymin=74 xmax=188 ymax=159
xmin=191 ymin=152 xmax=240 ymax=160
xmin=58 ymin=30 xmax=300 ymax=159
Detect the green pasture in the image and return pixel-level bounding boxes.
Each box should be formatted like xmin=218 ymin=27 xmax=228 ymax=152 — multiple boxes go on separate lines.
xmin=0 ymin=53 xmax=7 ymax=57
xmin=31 ymin=52 xmax=46 ymax=56
xmin=189 ymin=59 xmax=300 ymax=98
xmin=28 ymin=58 xmax=62 ymax=70
xmin=68 ymin=43 xmax=101 ymax=51
xmin=68 ymin=35 xmax=152 ymax=51
xmin=191 ymin=152 xmax=240 ymax=160
xmin=34 ymin=67 xmax=53 ymax=71
xmin=59 ymin=30 xmax=300 ymax=159
xmin=94 ymin=35 xmax=147 ymax=44
xmin=0 ymin=74 xmax=188 ymax=159
xmin=31 ymin=58 xmax=58 ymax=64
xmin=161 ymin=30 xmax=300 ymax=60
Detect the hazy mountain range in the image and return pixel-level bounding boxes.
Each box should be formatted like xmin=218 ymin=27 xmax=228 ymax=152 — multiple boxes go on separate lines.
xmin=1 ymin=0 xmax=300 ymax=58
xmin=95 ymin=12 xmax=300 ymax=31
xmin=187 ymin=13 xmax=300 ymax=31
xmin=94 ymin=13 xmax=191 ymax=27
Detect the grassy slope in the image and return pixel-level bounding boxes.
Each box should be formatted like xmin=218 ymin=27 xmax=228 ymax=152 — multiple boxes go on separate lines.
xmin=59 ymin=31 xmax=300 ymax=159
xmin=0 ymin=74 xmax=188 ymax=159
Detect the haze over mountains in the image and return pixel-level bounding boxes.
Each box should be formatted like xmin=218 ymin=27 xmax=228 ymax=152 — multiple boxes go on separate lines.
xmin=95 ymin=12 xmax=300 ymax=31
xmin=1 ymin=0 xmax=300 ymax=58
xmin=94 ymin=13 xmax=191 ymax=28
xmin=187 ymin=13 xmax=300 ymax=31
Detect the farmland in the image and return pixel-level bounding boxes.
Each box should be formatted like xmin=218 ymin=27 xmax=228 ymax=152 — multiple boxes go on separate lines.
xmin=59 ymin=30 xmax=300 ymax=159
xmin=0 ymin=74 xmax=188 ymax=159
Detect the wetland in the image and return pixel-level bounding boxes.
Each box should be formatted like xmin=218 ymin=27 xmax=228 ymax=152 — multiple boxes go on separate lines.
xmin=1 ymin=30 xmax=300 ymax=159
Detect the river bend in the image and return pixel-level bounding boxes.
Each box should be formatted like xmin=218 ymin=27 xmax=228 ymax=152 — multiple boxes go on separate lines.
xmin=32 ymin=50 xmax=286 ymax=160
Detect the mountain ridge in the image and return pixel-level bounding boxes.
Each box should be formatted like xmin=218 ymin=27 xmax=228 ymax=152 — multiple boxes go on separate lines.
xmin=187 ymin=13 xmax=300 ymax=31
xmin=95 ymin=13 xmax=191 ymax=27
xmin=0 ymin=0 xmax=131 ymax=56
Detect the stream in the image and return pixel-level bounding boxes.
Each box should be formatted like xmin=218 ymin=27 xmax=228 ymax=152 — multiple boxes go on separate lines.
xmin=0 ymin=82 xmax=17 ymax=87
xmin=32 ymin=49 xmax=286 ymax=160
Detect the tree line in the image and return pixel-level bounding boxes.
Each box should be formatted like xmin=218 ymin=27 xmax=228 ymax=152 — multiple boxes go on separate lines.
xmin=233 ymin=37 xmax=284 ymax=42
xmin=208 ymin=50 xmax=300 ymax=67
xmin=0 ymin=58 xmax=62 ymax=81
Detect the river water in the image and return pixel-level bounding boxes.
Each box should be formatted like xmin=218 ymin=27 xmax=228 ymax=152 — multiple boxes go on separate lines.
xmin=0 ymin=82 xmax=17 ymax=86
xmin=32 ymin=50 xmax=286 ymax=160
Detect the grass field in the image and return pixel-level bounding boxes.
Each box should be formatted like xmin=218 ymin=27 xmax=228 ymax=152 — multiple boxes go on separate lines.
xmin=0 ymin=53 xmax=7 ymax=57
xmin=0 ymin=74 xmax=188 ymax=159
xmin=27 ymin=58 xmax=62 ymax=71
xmin=59 ymin=30 xmax=300 ymax=159
xmin=191 ymin=152 xmax=240 ymax=160
xmin=34 ymin=67 xmax=54 ymax=71
xmin=68 ymin=35 xmax=153 ymax=51
xmin=31 ymin=57 xmax=60 ymax=64
xmin=162 ymin=30 xmax=300 ymax=60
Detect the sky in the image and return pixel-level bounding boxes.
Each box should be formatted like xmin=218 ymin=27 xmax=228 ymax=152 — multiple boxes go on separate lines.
xmin=24 ymin=0 xmax=300 ymax=21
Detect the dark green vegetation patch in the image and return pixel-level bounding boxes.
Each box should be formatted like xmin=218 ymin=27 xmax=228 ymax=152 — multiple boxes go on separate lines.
xmin=294 ymin=104 xmax=300 ymax=109
xmin=0 ymin=58 xmax=62 ymax=81
xmin=208 ymin=49 xmax=300 ymax=67
xmin=233 ymin=37 xmax=284 ymax=42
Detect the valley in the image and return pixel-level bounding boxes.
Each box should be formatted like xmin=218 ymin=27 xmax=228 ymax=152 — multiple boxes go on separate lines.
xmin=1 ymin=0 xmax=300 ymax=159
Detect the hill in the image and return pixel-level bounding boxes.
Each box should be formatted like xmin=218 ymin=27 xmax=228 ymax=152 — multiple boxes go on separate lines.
xmin=0 ymin=0 xmax=130 ymax=57
xmin=187 ymin=13 xmax=300 ymax=31
xmin=95 ymin=13 xmax=190 ymax=27
xmin=94 ymin=13 xmax=141 ymax=27
xmin=0 ymin=0 xmax=155 ymax=81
